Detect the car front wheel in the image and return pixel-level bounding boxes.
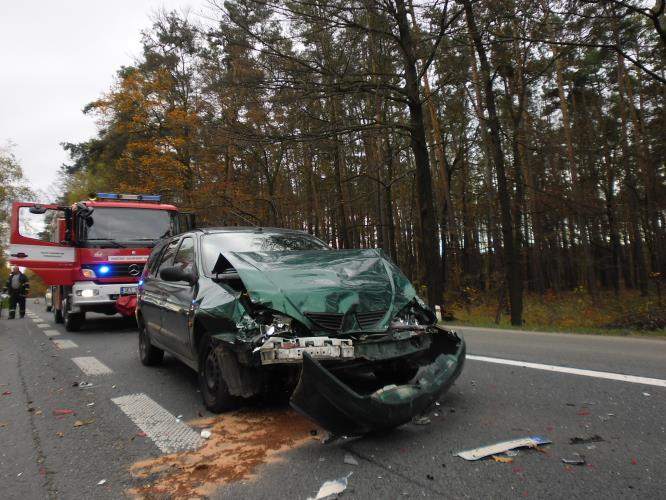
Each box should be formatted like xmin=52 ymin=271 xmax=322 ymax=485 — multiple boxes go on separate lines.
xmin=198 ymin=337 xmax=239 ymax=413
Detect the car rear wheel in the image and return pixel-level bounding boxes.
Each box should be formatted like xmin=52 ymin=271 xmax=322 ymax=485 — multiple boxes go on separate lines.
xmin=198 ymin=337 xmax=240 ymax=413
xmin=139 ymin=321 xmax=164 ymax=366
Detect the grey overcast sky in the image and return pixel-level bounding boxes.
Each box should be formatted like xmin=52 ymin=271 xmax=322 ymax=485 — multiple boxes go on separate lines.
xmin=0 ymin=0 xmax=208 ymax=200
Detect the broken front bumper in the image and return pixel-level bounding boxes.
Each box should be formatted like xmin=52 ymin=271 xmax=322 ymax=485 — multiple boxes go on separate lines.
xmin=290 ymin=328 xmax=465 ymax=436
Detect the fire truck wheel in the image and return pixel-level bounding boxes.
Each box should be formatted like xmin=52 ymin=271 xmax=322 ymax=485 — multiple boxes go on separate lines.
xmin=139 ymin=321 xmax=164 ymax=366
xmin=63 ymin=300 xmax=82 ymax=332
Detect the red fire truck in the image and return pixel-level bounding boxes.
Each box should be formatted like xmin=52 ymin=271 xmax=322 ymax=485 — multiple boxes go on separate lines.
xmin=9 ymin=193 xmax=194 ymax=331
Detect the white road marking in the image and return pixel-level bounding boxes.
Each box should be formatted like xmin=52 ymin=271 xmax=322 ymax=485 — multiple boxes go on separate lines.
xmin=35 ymin=323 xmax=49 ymax=328
xmin=72 ymin=357 xmax=113 ymax=376
xmin=467 ymin=354 xmax=666 ymax=388
xmin=52 ymin=339 xmax=78 ymax=349
xmin=43 ymin=330 xmax=61 ymax=337
xmin=112 ymin=393 xmax=204 ymax=453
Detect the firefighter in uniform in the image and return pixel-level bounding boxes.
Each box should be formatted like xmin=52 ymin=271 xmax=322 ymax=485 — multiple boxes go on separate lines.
xmin=5 ymin=266 xmax=30 ymax=319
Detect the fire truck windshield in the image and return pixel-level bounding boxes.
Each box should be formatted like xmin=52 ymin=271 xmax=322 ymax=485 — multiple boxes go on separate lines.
xmin=81 ymin=207 xmax=173 ymax=246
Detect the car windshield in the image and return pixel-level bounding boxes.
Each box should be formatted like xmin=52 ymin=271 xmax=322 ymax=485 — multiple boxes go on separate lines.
xmin=202 ymin=231 xmax=329 ymax=274
xmin=83 ymin=208 xmax=173 ymax=245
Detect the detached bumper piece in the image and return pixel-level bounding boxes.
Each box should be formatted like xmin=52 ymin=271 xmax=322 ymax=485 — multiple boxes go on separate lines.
xmin=290 ymin=329 xmax=465 ymax=436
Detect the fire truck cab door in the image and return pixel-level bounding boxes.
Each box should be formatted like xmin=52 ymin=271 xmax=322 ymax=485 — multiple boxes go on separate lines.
xmin=9 ymin=202 xmax=75 ymax=285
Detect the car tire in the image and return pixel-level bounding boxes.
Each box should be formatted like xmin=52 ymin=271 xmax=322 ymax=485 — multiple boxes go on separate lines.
xmin=198 ymin=336 xmax=240 ymax=413
xmin=139 ymin=321 xmax=164 ymax=366
xmin=63 ymin=299 xmax=82 ymax=332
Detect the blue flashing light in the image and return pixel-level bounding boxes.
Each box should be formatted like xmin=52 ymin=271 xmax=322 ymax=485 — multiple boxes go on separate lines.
xmin=138 ymin=279 xmax=144 ymax=286
xmin=141 ymin=195 xmax=161 ymax=202
xmin=98 ymin=265 xmax=110 ymax=275
xmin=95 ymin=193 xmax=161 ymax=202
xmin=97 ymin=193 xmax=119 ymax=200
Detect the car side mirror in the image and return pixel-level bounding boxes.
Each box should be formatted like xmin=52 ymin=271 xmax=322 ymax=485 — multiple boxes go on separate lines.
xmin=29 ymin=205 xmax=47 ymax=214
xmin=160 ymin=266 xmax=197 ymax=286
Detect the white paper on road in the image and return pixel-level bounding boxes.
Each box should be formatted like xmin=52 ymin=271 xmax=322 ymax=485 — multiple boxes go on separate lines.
xmin=457 ymin=436 xmax=551 ymax=461
xmin=467 ymin=355 xmax=666 ymax=388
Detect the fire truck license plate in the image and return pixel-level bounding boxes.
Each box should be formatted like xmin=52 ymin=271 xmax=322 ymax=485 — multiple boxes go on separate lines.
xmin=120 ymin=286 xmax=137 ymax=295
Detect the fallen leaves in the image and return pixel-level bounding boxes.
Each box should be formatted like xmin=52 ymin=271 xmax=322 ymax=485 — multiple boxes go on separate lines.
xmin=73 ymin=419 xmax=95 ymax=428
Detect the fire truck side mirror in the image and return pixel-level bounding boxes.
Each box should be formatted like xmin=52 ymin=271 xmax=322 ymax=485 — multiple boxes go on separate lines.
xmin=29 ymin=205 xmax=47 ymax=215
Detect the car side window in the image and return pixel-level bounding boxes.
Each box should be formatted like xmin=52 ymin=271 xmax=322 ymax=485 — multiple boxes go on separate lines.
xmin=146 ymin=242 xmax=167 ymax=278
xmin=173 ymin=237 xmax=196 ymax=275
xmin=156 ymin=239 xmax=180 ymax=276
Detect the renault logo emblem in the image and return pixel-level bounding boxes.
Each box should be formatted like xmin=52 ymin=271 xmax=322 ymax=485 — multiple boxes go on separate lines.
xmin=128 ymin=264 xmax=142 ymax=276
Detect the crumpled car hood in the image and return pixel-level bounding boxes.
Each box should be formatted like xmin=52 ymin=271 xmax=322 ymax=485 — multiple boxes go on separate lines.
xmin=222 ymin=249 xmax=416 ymax=333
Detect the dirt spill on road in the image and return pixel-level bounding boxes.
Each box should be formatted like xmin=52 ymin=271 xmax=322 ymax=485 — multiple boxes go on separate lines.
xmin=128 ymin=409 xmax=316 ymax=499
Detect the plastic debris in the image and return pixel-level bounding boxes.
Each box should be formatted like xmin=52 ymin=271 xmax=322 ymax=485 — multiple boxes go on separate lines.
xmin=53 ymin=409 xmax=75 ymax=417
xmin=136 ymin=431 xmax=147 ymax=437
xmin=343 ymin=453 xmax=359 ymax=466
xmin=56 ymin=432 xmax=64 ymax=438
xmin=200 ymin=429 xmax=212 ymax=439
xmin=569 ymin=435 xmax=603 ymax=445
xmin=308 ymin=473 xmax=353 ymax=500
xmin=456 ymin=436 xmax=551 ymax=461
xmin=86 ymin=402 xmax=95 ymax=407
xmin=492 ymin=455 xmax=514 ymax=463
xmin=97 ymin=479 xmax=107 ymax=486
xmin=642 ymin=392 xmax=650 ymax=397
xmin=561 ymin=454 xmax=585 ymax=465
xmin=2 ymin=391 xmax=11 ymax=396
xmin=413 ymin=416 xmax=431 ymax=425
xmin=504 ymin=450 xmax=520 ymax=457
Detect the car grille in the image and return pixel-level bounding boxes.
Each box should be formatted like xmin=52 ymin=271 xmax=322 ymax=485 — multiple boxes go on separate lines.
xmin=356 ymin=310 xmax=387 ymax=329
xmin=82 ymin=264 xmax=142 ymax=279
xmin=305 ymin=310 xmax=387 ymax=332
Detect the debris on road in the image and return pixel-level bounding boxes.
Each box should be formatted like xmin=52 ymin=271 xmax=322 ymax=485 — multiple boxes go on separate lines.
xmin=200 ymin=429 xmax=212 ymax=439
xmin=53 ymin=409 xmax=75 ymax=417
xmin=73 ymin=419 xmax=95 ymax=428
xmin=97 ymin=479 xmax=107 ymax=486
xmin=56 ymin=432 xmax=64 ymax=438
xmin=343 ymin=453 xmax=359 ymax=466
xmin=308 ymin=473 xmax=353 ymax=500
xmin=561 ymin=454 xmax=586 ymax=465
xmin=492 ymin=455 xmax=514 ymax=463
xmin=413 ymin=416 xmax=431 ymax=425
xmin=2 ymin=391 xmax=11 ymax=396
xmin=576 ymin=409 xmax=591 ymax=416
xmin=569 ymin=435 xmax=604 ymax=445
xmin=136 ymin=431 xmax=147 ymax=437
xmin=456 ymin=436 xmax=551 ymax=461
xmin=642 ymin=392 xmax=650 ymax=397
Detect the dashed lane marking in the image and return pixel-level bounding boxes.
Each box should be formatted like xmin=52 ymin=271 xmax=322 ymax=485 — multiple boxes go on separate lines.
xmin=43 ymin=330 xmax=61 ymax=337
xmin=467 ymin=354 xmax=666 ymax=388
xmin=72 ymin=356 xmax=113 ymax=376
xmin=112 ymin=393 xmax=204 ymax=453
xmin=52 ymin=339 xmax=78 ymax=349
xmin=35 ymin=323 xmax=49 ymax=328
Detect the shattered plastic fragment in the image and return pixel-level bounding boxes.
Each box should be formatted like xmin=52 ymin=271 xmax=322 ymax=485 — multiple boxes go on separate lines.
xmin=97 ymin=479 xmax=107 ymax=486
xmin=308 ymin=473 xmax=353 ymax=500
xmin=201 ymin=429 xmax=212 ymax=439
xmin=561 ymin=454 xmax=586 ymax=465
xmin=456 ymin=436 xmax=551 ymax=461
xmin=569 ymin=435 xmax=604 ymax=445
xmin=53 ymin=409 xmax=75 ymax=417
xmin=492 ymin=455 xmax=514 ymax=463
xmin=343 ymin=453 xmax=359 ymax=466
xmin=413 ymin=416 xmax=431 ymax=426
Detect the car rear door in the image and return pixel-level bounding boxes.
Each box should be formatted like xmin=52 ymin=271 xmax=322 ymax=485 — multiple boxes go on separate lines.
xmin=9 ymin=202 xmax=75 ymax=285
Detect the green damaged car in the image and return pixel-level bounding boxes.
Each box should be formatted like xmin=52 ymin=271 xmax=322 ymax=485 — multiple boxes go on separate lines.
xmin=137 ymin=228 xmax=465 ymax=436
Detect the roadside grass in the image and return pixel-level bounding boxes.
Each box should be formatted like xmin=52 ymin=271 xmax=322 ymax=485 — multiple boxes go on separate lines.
xmin=444 ymin=289 xmax=666 ymax=338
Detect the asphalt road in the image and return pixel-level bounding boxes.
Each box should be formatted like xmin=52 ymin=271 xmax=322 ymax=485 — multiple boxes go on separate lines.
xmin=1 ymin=300 xmax=664 ymax=499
